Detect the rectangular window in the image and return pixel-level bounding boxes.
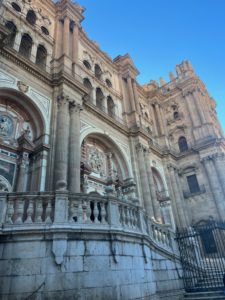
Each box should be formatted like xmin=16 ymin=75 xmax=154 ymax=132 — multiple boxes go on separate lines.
xmin=187 ymin=174 xmax=200 ymax=193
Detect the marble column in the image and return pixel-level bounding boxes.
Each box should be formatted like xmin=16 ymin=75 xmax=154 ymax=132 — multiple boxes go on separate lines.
xmin=136 ymin=143 xmax=154 ymax=218
xmin=54 ymin=93 xmax=70 ymax=190
xmin=63 ymin=16 xmax=70 ymax=56
xmin=16 ymin=152 xmax=29 ymax=192
xmin=167 ymin=165 xmax=188 ymax=227
xmin=127 ymin=76 xmax=136 ymax=112
xmin=144 ymin=149 xmax=161 ymax=221
xmin=213 ymin=154 xmax=225 ymax=196
xmin=68 ymin=101 xmax=82 ymax=193
xmin=203 ymin=156 xmax=225 ymax=218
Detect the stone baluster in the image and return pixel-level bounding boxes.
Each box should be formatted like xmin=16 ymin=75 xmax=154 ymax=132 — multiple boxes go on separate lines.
xmin=6 ymin=199 xmax=14 ymax=224
xmin=86 ymin=200 xmax=92 ymax=223
xmin=93 ymin=201 xmax=100 ymax=224
xmin=77 ymin=201 xmax=83 ymax=223
xmin=101 ymin=202 xmax=107 ymax=224
xmin=25 ymin=197 xmax=34 ymax=224
xmin=68 ymin=101 xmax=82 ymax=193
xmin=69 ymin=197 xmax=75 ymax=222
xmin=136 ymin=143 xmax=154 ymax=218
xmin=35 ymin=197 xmax=43 ymax=223
xmin=15 ymin=198 xmax=24 ymax=224
xmin=54 ymin=93 xmax=70 ymax=190
xmin=45 ymin=198 xmax=52 ymax=224
xmin=120 ymin=206 xmax=125 ymax=226
xmin=144 ymin=149 xmax=161 ymax=222
xmin=202 ymin=156 xmax=225 ymax=219
xmin=16 ymin=152 xmax=29 ymax=192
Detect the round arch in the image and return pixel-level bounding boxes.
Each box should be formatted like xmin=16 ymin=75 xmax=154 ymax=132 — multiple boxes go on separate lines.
xmin=0 ymin=88 xmax=46 ymax=139
xmin=152 ymin=167 xmax=165 ymax=192
xmin=80 ymin=128 xmax=132 ymax=179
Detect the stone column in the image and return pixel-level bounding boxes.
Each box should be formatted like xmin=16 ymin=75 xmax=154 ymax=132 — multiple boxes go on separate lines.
xmin=155 ymin=103 xmax=164 ymax=135
xmin=144 ymin=149 xmax=161 ymax=221
xmin=68 ymin=101 xmax=82 ymax=193
xmin=13 ymin=30 xmax=22 ymax=52
xmin=213 ymin=153 xmax=225 ymax=196
xmin=72 ymin=22 xmax=79 ymax=64
xmin=183 ymin=90 xmax=200 ymax=127
xmin=54 ymin=93 xmax=70 ymax=190
xmin=136 ymin=143 xmax=154 ymax=218
xmin=16 ymin=152 xmax=29 ymax=192
xmin=192 ymin=89 xmax=207 ymax=124
xmin=107 ymin=152 xmax=113 ymax=178
xmin=30 ymin=41 xmax=38 ymax=63
xmin=167 ymin=165 xmax=188 ymax=227
xmin=103 ymin=96 xmax=107 ymax=113
xmin=132 ymin=81 xmax=141 ymax=115
xmin=202 ymin=156 xmax=225 ymax=218
xmin=127 ymin=76 xmax=136 ymax=112
xmin=63 ymin=16 xmax=70 ymax=56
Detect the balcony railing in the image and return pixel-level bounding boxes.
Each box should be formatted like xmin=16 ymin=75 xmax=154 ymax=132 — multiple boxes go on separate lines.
xmin=0 ymin=192 xmax=177 ymax=254
xmin=183 ymin=185 xmax=206 ymax=199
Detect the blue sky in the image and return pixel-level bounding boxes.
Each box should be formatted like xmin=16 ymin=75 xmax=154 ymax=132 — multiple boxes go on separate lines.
xmin=75 ymin=0 xmax=225 ymax=132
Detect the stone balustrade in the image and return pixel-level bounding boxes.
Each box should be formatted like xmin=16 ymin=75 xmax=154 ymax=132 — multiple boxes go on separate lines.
xmin=1 ymin=192 xmax=54 ymax=225
xmin=0 ymin=192 xmax=176 ymax=254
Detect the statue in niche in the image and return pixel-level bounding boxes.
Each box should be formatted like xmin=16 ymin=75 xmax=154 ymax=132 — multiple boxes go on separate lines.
xmin=0 ymin=115 xmax=13 ymax=138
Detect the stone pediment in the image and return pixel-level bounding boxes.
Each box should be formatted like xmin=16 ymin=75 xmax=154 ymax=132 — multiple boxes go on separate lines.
xmin=114 ymin=54 xmax=139 ymax=77
xmin=17 ymin=133 xmax=35 ymax=152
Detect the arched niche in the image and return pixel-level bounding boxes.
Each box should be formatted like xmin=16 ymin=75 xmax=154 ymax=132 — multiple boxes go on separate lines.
xmin=0 ymin=88 xmax=47 ymax=192
xmin=80 ymin=132 xmax=131 ymax=195
xmin=152 ymin=167 xmax=165 ymax=193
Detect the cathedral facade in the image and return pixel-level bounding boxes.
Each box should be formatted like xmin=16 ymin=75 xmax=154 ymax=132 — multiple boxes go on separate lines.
xmin=0 ymin=0 xmax=225 ymax=299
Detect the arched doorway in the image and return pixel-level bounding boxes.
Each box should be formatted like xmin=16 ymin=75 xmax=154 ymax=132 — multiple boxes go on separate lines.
xmin=0 ymin=88 xmax=47 ymax=192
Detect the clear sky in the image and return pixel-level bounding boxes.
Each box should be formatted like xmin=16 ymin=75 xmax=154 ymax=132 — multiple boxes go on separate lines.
xmin=75 ymin=0 xmax=225 ymax=132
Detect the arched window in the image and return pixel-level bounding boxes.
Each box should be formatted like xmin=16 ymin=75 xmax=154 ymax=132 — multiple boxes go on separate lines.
xmin=178 ymin=136 xmax=188 ymax=153
xmin=36 ymin=45 xmax=47 ymax=69
xmin=19 ymin=33 xmax=32 ymax=59
xmin=96 ymin=88 xmax=104 ymax=110
xmin=95 ymin=64 xmax=102 ymax=80
xmin=5 ymin=21 xmax=17 ymax=47
xmin=11 ymin=2 xmax=21 ymax=12
xmin=83 ymin=78 xmax=92 ymax=91
xmin=26 ymin=10 xmax=37 ymax=26
xmin=106 ymin=78 xmax=112 ymax=88
xmin=107 ymin=96 xmax=115 ymax=118
xmin=83 ymin=60 xmax=91 ymax=70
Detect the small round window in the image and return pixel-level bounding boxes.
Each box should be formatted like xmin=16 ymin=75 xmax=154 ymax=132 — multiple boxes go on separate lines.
xmin=11 ymin=2 xmax=21 ymax=12
xmin=41 ymin=26 xmax=49 ymax=36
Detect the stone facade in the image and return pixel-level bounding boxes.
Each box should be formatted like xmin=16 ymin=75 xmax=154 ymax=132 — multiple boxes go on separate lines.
xmin=0 ymin=0 xmax=224 ymax=299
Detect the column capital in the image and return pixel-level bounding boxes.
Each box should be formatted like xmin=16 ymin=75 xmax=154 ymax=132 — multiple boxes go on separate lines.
xmin=69 ymin=100 xmax=83 ymax=114
xmin=136 ymin=143 xmax=147 ymax=153
xmin=57 ymin=93 xmax=70 ymax=108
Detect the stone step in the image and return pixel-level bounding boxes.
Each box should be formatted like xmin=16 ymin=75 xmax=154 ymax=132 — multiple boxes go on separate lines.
xmin=184 ymin=290 xmax=225 ymax=300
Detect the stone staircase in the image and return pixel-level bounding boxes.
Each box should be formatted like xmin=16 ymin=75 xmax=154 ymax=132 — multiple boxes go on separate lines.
xmin=183 ymin=290 xmax=225 ymax=300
